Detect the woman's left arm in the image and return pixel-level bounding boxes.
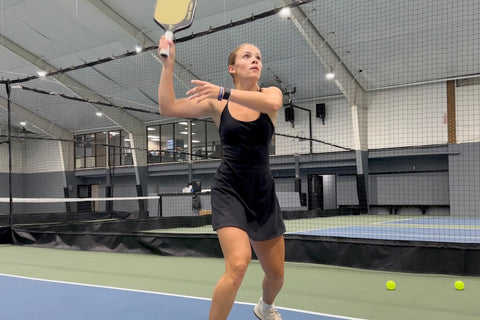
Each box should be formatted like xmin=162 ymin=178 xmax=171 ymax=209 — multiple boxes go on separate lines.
xmin=187 ymin=80 xmax=283 ymax=115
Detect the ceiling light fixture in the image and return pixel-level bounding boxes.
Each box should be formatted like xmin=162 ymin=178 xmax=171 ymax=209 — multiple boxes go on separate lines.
xmin=325 ymin=71 xmax=335 ymax=80
xmin=279 ymin=7 xmax=291 ymax=19
xmin=37 ymin=70 xmax=47 ymax=78
xmin=325 ymin=50 xmax=351 ymax=81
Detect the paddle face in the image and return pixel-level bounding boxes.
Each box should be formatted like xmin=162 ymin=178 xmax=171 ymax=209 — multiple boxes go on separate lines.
xmin=154 ymin=0 xmax=196 ymax=32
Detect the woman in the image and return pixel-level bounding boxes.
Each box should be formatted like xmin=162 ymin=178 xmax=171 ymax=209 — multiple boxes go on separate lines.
xmin=158 ymin=36 xmax=285 ymax=320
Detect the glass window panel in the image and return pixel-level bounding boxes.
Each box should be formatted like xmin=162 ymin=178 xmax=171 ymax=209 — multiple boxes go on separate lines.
xmin=74 ymin=135 xmax=85 ymax=169
xmin=161 ymin=124 xmax=174 ymax=163
xmin=192 ymin=120 xmax=206 ymax=160
xmin=122 ymin=131 xmax=133 ymax=165
xmin=108 ymin=131 xmax=121 ymax=166
xmin=85 ymin=134 xmax=96 ymax=168
xmin=96 ymin=132 xmax=107 ymax=167
xmin=147 ymin=125 xmax=161 ymax=164
xmin=174 ymin=122 xmax=187 ymax=161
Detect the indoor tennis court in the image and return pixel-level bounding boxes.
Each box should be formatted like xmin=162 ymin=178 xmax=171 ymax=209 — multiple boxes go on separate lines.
xmin=1 ymin=245 xmax=478 ymax=320
xmin=1 ymin=0 xmax=479 ymax=319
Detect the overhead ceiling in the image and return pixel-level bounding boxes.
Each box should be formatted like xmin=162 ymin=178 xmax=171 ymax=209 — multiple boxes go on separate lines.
xmin=0 ymin=0 xmax=478 ymax=137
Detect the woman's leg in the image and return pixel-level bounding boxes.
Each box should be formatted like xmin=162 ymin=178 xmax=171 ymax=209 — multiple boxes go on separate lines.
xmin=251 ymin=235 xmax=285 ymax=305
xmin=209 ymin=227 xmax=252 ymax=320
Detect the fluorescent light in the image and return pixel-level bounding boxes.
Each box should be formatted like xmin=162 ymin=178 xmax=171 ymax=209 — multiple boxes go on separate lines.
xmin=96 ymin=112 xmax=103 ymax=117
xmin=179 ymin=121 xmax=188 ymax=125
xmin=147 ymin=127 xmax=157 ymax=131
xmin=180 ymin=131 xmax=188 ymax=135
xmin=192 ymin=140 xmax=200 ymax=143
xmin=19 ymin=121 xmax=26 ymax=126
xmin=326 ymin=72 xmax=335 ymax=80
xmin=148 ymin=135 xmax=160 ymax=142
xmin=135 ymin=45 xmax=143 ymax=53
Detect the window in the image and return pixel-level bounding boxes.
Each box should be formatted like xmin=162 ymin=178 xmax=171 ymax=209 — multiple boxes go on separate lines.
xmin=162 ymin=123 xmax=174 ymax=163
xmin=75 ymin=135 xmax=86 ymax=168
xmin=96 ymin=132 xmax=107 ymax=167
xmin=85 ymin=134 xmax=96 ymax=168
xmin=108 ymin=131 xmax=120 ymax=166
xmin=74 ymin=130 xmax=132 ymax=169
xmin=122 ymin=134 xmax=133 ymax=165
xmin=174 ymin=122 xmax=187 ymax=161
xmin=191 ymin=120 xmax=206 ymax=160
xmin=147 ymin=126 xmax=161 ymax=163
xmin=146 ymin=120 xmax=223 ymax=164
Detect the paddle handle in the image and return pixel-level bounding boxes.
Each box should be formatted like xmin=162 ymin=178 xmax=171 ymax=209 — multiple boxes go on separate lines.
xmin=160 ymin=31 xmax=173 ymax=58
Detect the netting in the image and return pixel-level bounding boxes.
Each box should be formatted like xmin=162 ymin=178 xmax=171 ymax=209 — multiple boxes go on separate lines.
xmin=1 ymin=0 xmax=480 ymax=250
xmin=0 ymin=196 xmax=158 ymax=224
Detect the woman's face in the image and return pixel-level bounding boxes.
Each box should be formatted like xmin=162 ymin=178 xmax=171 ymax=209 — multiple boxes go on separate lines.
xmin=229 ymin=44 xmax=262 ymax=83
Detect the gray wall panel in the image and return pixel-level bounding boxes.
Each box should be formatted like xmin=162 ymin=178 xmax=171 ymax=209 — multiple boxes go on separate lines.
xmin=449 ymin=143 xmax=480 ymax=216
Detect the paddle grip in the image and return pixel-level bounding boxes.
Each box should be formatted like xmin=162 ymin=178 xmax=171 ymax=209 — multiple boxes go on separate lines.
xmin=160 ymin=31 xmax=173 ymax=58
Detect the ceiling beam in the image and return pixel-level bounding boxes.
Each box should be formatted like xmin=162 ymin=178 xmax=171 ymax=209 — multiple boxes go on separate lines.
xmin=0 ymin=34 xmax=149 ymax=167
xmin=0 ymin=34 xmax=144 ymax=136
xmin=280 ymin=0 xmax=366 ymax=107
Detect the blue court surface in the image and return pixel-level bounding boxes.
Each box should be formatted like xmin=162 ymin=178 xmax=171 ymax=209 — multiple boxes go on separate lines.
xmin=290 ymin=217 xmax=480 ymax=243
xmin=0 ymin=274 xmax=366 ymax=320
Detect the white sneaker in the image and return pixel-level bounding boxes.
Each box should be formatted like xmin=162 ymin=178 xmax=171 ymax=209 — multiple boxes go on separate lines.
xmin=253 ymin=298 xmax=282 ymax=320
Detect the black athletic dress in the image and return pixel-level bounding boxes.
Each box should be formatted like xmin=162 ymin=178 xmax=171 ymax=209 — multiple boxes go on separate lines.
xmin=211 ymin=103 xmax=286 ymax=241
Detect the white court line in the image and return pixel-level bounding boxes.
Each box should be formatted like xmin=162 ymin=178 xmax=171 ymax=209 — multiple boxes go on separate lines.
xmin=287 ymin=224 xmax=366 ymax=234
xmin=0 ymin=196 xmax=160 ymax=203
xmin=0 ymin=273 xmax=368 ymax=320
xmin=374 ymin=218 xmax=417 ymax=225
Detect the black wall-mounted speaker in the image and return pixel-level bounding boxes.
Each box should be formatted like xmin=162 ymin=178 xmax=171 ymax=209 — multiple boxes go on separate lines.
xmin=316 ymin=103 xmax=326 ymax=124
xmin=316 ymin=103 xmax=326 ymax=119
xmin=285 ymin=106 xmax=294 ymax=122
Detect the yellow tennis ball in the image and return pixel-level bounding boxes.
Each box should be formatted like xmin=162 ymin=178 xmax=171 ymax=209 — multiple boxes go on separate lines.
xmin=386 ymin=280 xmax=396 ymax=290
xmin=455 ymin=280 xmax=464 ymax=291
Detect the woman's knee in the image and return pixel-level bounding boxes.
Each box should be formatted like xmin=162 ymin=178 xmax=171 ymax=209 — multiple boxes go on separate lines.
xmin=226 ymin=258 xmax=250 ymax=285
xmin=266 ymin=267 xmax=284 ymax=282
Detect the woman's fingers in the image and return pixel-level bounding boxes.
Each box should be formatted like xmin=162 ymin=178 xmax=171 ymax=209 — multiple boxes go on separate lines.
xmin=187 ymin=80 xmax=218 ymax=102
